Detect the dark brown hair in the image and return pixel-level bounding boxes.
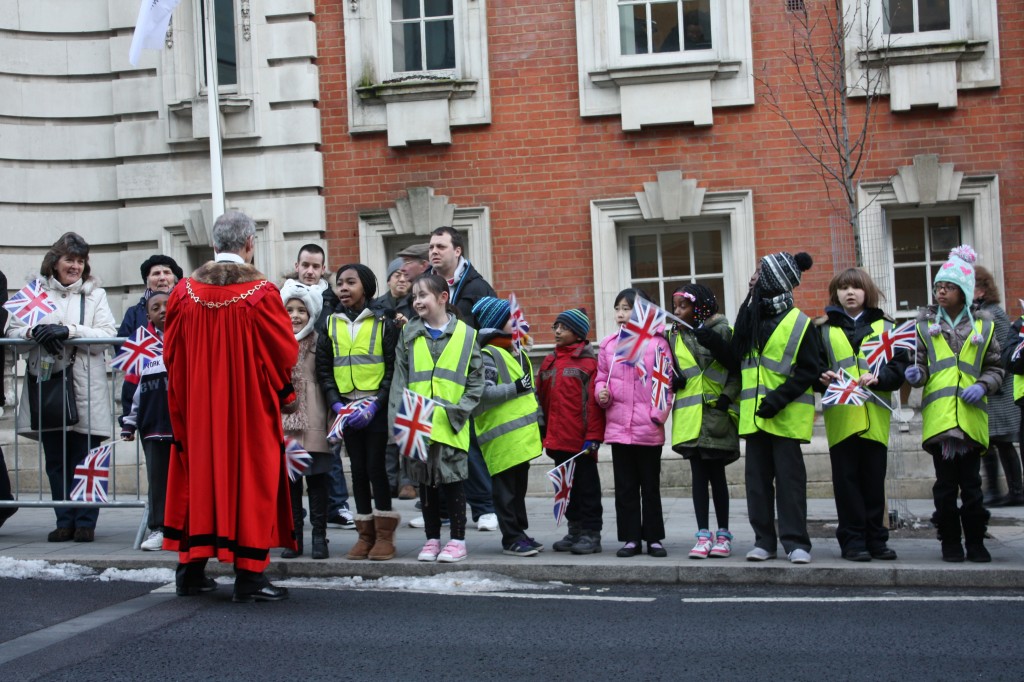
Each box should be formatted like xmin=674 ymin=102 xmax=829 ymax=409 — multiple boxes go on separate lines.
xmin=827 ymin=267 xmax=883 ymax=310
xmin=40 ymin=232 xmax=91 ymax=282
xmin=974 ymin=265 xmax=1001 ymax=304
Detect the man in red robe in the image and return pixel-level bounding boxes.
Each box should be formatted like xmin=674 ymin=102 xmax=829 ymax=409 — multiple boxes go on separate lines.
xmin=163 ymin=211 xmax=299 ymax=603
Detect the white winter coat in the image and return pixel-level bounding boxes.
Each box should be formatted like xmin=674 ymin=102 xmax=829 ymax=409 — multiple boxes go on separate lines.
xmin=7 ymin=275 xmax=117 ymax=438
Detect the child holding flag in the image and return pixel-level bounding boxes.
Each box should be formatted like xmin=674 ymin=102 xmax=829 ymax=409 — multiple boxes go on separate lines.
xmin=669 ymin=284 xmax=740 ymax=559
xmin=470 ymin=296 xmax=544 ymax=557
xmin=596 ymin=289 xmax=673 ymax=558
xmin=905 ymin=246 xmax=1003 ymax=562
xmin=316 ymin=264 xmax=400 ymax=561
xmin=120 ymin=291 xmax=172 ymax=552
xmin=814 ymin=268 xmax=905 ymax=562
xmin=388 ymin=273 xmax=483 ymax=563
xmin=537 ymin=308 xmax=605 ymax=554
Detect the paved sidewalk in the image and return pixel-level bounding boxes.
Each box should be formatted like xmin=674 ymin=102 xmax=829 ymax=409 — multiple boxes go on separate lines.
xmin=4 ymin=496 xmax=1024 ymax=588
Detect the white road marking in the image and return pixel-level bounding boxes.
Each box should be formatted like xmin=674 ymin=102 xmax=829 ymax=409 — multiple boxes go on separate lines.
xmin=681 ymin=596 xmax=1024 ymax=604
xmin=276 ymin=581 xmax=655 ymax=602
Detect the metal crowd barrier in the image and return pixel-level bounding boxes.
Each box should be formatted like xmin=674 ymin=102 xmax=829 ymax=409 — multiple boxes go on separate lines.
xmin=0 ymin=337 xmax=150 ymax=547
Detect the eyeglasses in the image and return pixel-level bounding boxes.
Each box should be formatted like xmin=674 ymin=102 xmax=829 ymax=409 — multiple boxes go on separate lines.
xmin=933 ymin=283 xmax=959 ymax=293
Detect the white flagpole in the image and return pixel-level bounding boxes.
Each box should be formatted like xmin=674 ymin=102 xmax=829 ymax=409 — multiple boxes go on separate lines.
xmin=203 ymin=0 xmax=226 ymax=219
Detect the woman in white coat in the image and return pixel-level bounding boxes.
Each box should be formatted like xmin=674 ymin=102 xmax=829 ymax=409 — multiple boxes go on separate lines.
xmin=7 ymin=233 xmax=116 ymax=542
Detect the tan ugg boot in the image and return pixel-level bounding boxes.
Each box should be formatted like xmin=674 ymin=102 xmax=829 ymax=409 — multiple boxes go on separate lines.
xmin=368 ymin=510 xmax=401 ymax=561
xmin=346 ymin=514 xmax=376 ymax=560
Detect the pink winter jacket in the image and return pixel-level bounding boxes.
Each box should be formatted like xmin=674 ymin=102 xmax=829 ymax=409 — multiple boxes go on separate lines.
xmin=595 ymin=330 xmax=672 ymax=446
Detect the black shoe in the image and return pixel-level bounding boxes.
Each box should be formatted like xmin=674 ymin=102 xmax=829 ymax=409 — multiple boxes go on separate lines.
xmin=965 ymin=543 xmax=992 ymax=563
xmin=647 ymin=542 xmax=668 ymax=558
xmin=232 ymin=583 xmax=290 ymax=603
xmin=941 ymin=541 xmax=965 ymax=562
xmin=311 ymin=532 xmax=329 ymax=560
xmin=842 ymin=549 xmax=872 ymax=562
xmin=176 ymin=576 xmax=218 ymax=597
xmin=0 ymin=506 xmax=17 ymax=529
xmin=569 ymin=530 xmax=602 ymax=555
xmin=73 ymin=528 xmax=94 ymax=543
xmin=616 ymin=541 xmax=641 ymax=558
xmin=553 ymin=527 xmax=582 ymax=552
xmin=47 ymin=527 xmax=75 ymax=542
xmin=869 ymin=546 xmax=898 ymax=561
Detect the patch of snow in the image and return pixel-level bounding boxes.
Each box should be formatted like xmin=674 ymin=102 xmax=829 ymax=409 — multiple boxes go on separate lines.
xmin=97 ymin=567 xmax=175 ymax=583
xmin=0 ymin=556 xmax=96 ymax=581
xmin=279 ymin=571 xmax=557 ymax=593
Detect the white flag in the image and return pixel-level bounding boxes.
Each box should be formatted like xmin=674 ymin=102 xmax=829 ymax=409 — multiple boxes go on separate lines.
xmin=128 ymin=0 xmax=182 ymax=67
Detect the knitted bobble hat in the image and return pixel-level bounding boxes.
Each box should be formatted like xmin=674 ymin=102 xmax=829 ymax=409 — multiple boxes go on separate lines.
xmin=471 ymin=296 xmax=511 ymax=331
xmin=758 ymin=252 xmax=813 ymax=296
xmin=555 ymin=308 xmax=591 ymax=340
xmin=934 ymin=245 xmax=985 ymax=344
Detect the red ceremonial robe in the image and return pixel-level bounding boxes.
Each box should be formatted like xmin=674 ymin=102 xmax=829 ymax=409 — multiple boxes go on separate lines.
xmin=162 ymin=262 xmax=299 ymax=573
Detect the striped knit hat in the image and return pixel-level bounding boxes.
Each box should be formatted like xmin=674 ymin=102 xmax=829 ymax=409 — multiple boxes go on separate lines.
xmin=758 ymin=251 xmax=813 ymax=296
xmin=472 ymin=296 xmax=511 ymax=331
xmin=556 ymin=308 xmax=591 ymax=340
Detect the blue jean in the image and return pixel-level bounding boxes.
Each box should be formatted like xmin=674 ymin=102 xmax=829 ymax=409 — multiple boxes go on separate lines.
xmin=40 ymin=430 xmax=102 ymax=529
xmin=463 ymin=425 xmax=495 ymax=520
xmin=327 ymin=442 xmax=350 ymax=515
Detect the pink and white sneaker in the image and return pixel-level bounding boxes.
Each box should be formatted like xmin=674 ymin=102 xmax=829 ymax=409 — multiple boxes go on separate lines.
xmin=709 ymin=529 xmax=733 ymax=558
xmin=689 ymin=529 xmax=713 ymax=559
xmin=437 ymin=540 xmax=467 ymax=563
xmin=417 ymin=539 xmax=442 ymax=562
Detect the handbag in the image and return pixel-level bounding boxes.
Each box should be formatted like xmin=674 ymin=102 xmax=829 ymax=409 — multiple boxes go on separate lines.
xmin=27 ymin=294 xmax=84 ymax=431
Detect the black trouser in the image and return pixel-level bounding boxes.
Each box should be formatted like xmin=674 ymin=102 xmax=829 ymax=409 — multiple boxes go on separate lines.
xmin=385 ymin=442 xmax=414 ymax=492
xmin=0 ymin=444 xmax=14 ymax=524
xmin=930 ymin=447 xmax=987 ymax=542
xmin=40 ymin=430 xmax=102 ymax=529
xmin=421 ymin=481 xmax=466 ymax=540
xmin=689 ymin=453 xmax=730 ymax=531
xmin=982 ymin=440 xmax=1023 ymax=498
xmin=287 ymin=471 xmax=329 ymax=532
xmin=343 ymin=427 xmax=391 ymax=515
xmin=143 ymin=440 xmax=171 ymax=530
xmin=611 ymin=444 xmax=665 ymax=543
xmin=744 ymin=432 xmax=811 ymax=554
xmin=548 ymin=449 xmax=603 ymax=531
xmin=492 ymin=460 xmax=531 ymax=547
xmin=829 ymin=436 xmax=888 ymax=553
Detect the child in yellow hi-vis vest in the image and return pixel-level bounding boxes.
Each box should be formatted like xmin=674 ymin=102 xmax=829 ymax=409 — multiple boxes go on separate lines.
xmin=905 ymin=245 xmax=1004 ymax=563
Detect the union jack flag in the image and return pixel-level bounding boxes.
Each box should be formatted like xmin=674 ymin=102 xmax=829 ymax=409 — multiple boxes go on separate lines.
xmin=614 ymin=297 xmax=666 ymax=366
xmin=284 ymin=437 xmax=313 ymax=481
xmin=69 ymin=443 xmax=112 ymax=503
xmin=821 ymin=377 xmax=869 ymax=407
xmin=650 ymin=346 xmax=673 ymax=411
xmin=393 ymin=389 xmax=434 ymax=462
xmin=546 ymin=457 xmax=576 ymax=526
xmin=859 ymin=319 xmax=917 ymax=375
xmin=327 ymin=398 xmax=373 ymax=441
xmin=508 ymin=293 xmax=530 ymax=356
xmin=110 ymin=327 xmax=162 ymax=374
xmin=4 ymin=280 xmax=58 ymax=327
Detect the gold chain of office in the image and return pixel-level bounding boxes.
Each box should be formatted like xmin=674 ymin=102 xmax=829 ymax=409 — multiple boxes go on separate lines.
xmin=186 ymin=279 xmax=268 ymax=308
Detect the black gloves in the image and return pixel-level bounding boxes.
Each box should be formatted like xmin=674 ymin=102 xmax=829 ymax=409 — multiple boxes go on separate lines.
xmin=714 ymin=394 xmax=732 ymax=413
xmin=32 ymin=324 xmax=70 ymax=355
xmin=671 ymin=374 xmax=687 ymax=392
xmin=755 ymin=401 xmax=779 ymax=420
xmin=514 ymin=373 xmax=534 ymax=395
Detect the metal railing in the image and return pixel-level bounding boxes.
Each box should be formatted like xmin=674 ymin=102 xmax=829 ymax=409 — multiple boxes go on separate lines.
xmin=0 ymin=337 xmax=149 ymax=546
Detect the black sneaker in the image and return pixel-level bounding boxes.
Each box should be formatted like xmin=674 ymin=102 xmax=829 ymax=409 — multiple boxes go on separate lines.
xmin=526 ymin=537 xmax=544 ymax=552
xmin=327 ymin=510 xmax=355 ymax=530
xmin=503 ymin=539 xmax=539 ymax=557
xmin=569 ymin=530 xmax=602 ymax=555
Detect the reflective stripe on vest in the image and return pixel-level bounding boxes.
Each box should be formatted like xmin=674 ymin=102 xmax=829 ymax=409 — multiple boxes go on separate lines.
xmin=1015 ymin=318 xmax=1024 ymax=404
xmin=671 ymin=332 xmax=728 ymax=446
xmin=821 ymin=320 xmax=893 ymax=448
xmin=475 ymin=346 xmax=542 ymax=475
xmin=328 ymin=314 xmax=385 ymax=393
xmin=738 ymin=308 xmax=814 ymax=442
xmin=407 ymin=322 xmax=476 ymax=450
xmin=917 ymin=318 xmax=992 ymax=448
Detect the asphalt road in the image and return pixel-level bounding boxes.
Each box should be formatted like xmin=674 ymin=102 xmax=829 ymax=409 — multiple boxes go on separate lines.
xmin=1 ymin=577 xmax=1023 ymax=681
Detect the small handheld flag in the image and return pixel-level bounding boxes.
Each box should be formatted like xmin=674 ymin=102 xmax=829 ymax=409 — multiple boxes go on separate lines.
xmin=508 ymin=293 xmax=530 ymax=356
xmin=614 ymin=298 xmax=667 ymax=366
xmin=546 ymin=457 xmax=577 ymax=526
xmin=4 ymin=280 xmax=58 ymax=327
xmin=327 ymin=398 xmax=373 ymax=441
xmin=284 ymin=437 xmax=313 ymax=482
xmin=650 ymin=346 xmax=673 ymax=412
xmin=821 ymin=376 xmax=870 ymax=407
xmin=70 ymin=443 xmax=112 ymax=503
xmin=110 ymin=327 xmax=163 ymax=374
xmin=393 ymin=389 xmax=434 ymax=463
xmin=859 ymin=319 xmax=917 ymax=375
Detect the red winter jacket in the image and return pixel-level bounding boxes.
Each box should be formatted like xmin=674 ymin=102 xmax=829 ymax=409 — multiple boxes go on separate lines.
xmin=537 ymin=341 xmax=605 ymax=455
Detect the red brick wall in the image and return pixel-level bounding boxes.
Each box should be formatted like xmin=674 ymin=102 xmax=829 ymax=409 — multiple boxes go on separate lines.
xmin=315 ymin=1 xmax=1024 ymax=341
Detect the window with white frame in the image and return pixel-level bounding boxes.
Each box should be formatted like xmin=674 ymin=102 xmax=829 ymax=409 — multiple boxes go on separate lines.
xmin=889 ymin=212 xmax=966 ymax=316
xmin=344 ymin=0 xmax=490 ymax=147
xmin=883 ymin=0 xmax=950 ymax=35
xmin=390 ymin=0 xmax=456 ymax=74
xmin=199 ymin=0 xmax=239 ymax=92
xmin=577 ymin=0 xmax=753 ymax=130
xmin=843 ymin=0 xmax=999 ymax=110
xmin=623 ymin=225 xmax=726 ymax=312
